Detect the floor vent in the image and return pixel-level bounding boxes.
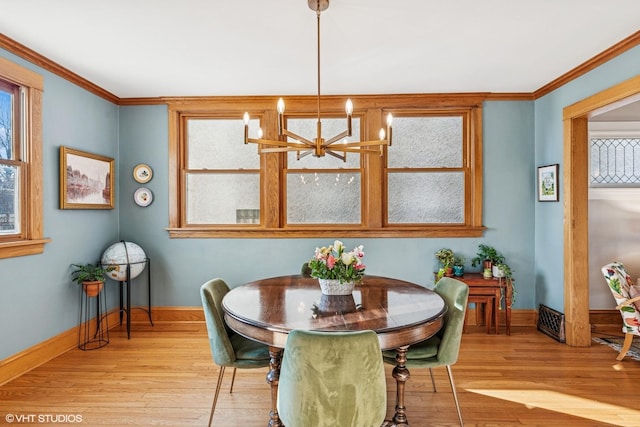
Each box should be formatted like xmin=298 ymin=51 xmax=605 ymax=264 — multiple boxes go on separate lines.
xmin=537 ymin=304 xmax=566 ymax=343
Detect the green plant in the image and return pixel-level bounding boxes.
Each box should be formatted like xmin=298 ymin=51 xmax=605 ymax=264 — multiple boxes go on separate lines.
xmin=494 ymin=262 xmax=517 ymax=304
xmin=435 ymin=248 xmax=455 ymax=268
xmin=471 ymin=244 xmax=505 ymax=267
xmin=453 ymin=254 xmax=466 ymax=267
xmin=494 ymin=262 xmax=512 ymax=279
xmin=308 ymin=240 xmax=366 ymax=283
xmin=71 ymin=263 xmax=114 ymax=284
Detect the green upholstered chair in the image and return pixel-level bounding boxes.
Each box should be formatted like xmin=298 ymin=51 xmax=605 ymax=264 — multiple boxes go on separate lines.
xmin=277 ymin=329 xmax=387 ymax=427
xmin=200 ymin=279 xmax=271 ymax=427
xmin=301 ymin=262 xmax=312 ymax=278
xmin=383 ymin=277 xmax=469 ymax=426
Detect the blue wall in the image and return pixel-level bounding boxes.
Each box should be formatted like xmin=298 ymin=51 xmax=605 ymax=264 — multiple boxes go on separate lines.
xmin=2 ymin=42 xmax=639 ymax=361
xmin=0 ymin=50 xmax=120 ymax=359
xmin=534 ymin=46 xmax=640 ymax=312
xmin=115 ymin=101 xmax=535 ymax=311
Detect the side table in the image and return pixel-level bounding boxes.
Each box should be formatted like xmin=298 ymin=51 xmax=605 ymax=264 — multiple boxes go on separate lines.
xmin=435 ymin=272 xmax=512 ymax=335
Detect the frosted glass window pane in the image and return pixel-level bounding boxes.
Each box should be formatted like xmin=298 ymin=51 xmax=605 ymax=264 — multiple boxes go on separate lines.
xmin=188 ymin=119 xmax=260 ymax=169
xmin=286 ymin=117 xmax=361 ymax=168
xmin=388 ymin=172 xmax=464 ymax=223
xmin=186 ymin=174 xmax=259 ymax=224
xmin=389 ymin=116 xmax=462 ymax=168
xmin=287 ymin=173 xmax=361 ymax=223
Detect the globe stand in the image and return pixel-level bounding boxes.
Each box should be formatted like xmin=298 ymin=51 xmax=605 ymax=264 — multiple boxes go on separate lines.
xmin=113 ymin=258 xmax=153 ymax=339
xmin=101 ymin=241 xmax=153 ymax=339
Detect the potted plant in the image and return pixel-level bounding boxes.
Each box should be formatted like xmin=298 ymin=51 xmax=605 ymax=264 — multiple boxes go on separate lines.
xmin=471 ymin=244 xmax=505 ymax=278
xmin=435 ymin=248 xmax=455 ymax=277
xmin=71 ymin=263 xmax=114 ymax=297
xmin=308 ymin=240 xmax=366 ymax=295
xmin=493 ymin=262 xmax=517 ymax=304
xmin=453 ymin=254 xmax=465 ymax=277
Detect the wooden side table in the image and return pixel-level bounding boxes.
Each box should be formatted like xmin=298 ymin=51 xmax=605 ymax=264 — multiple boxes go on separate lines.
xmin=435 ymin=273 xmax=512 ymax=335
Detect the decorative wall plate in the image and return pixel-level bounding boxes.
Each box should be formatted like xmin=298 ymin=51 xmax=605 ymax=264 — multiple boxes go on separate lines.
xmin=134 ymin=187 xmax=153 ymax=207
xmin=133 ymin=163 xmax=153 ymax=183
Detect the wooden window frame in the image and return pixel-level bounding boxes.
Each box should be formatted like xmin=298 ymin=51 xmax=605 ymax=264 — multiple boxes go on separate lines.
xmin=0 ymin=57 xmax=49 ymax=258
xmin=167 ymin=94 xmax=486 ymax=238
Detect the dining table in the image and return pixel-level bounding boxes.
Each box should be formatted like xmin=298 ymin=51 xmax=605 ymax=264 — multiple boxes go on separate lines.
xmin=222 ymin=274 xmax=447 ymax=427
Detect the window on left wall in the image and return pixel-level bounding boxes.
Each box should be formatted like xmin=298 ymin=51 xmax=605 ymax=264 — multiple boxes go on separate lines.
xmin=0 ymin=57 xmax=48 ymax=259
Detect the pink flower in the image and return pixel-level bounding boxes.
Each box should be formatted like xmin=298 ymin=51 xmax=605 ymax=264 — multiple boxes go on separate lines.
xmin=327 ymin=255 xmax=336 ymax=269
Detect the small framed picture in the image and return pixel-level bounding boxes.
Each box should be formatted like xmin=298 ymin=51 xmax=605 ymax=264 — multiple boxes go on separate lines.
xmin=59 ymin=146 xmax=114 ymax=209
xmin=537 ymin=164 xmax=559 ymax=202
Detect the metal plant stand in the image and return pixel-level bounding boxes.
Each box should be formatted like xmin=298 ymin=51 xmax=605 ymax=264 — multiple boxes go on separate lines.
xmin=78 ymin=285 xmax=109 ymax=350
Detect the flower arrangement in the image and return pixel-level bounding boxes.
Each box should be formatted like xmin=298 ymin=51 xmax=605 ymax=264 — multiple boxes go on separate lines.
xmin=308 ymin=240 xmax=366 ymax=283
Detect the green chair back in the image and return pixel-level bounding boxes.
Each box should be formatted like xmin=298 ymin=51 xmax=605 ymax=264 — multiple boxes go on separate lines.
xmin=200 ymin=278 xmax=270 ymax=367
xmin=301 ymin=262 xmax=312 ymax=278
xmin=277 ymin=329 xmax=387 ymax=427
xmin=434 ymin=277 xmax=470 ymax=366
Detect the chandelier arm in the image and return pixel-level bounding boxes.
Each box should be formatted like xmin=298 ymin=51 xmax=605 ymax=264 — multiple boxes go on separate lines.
xmin=334 ymin=140 xmax=390 ymax=148
xmin=325 ymin=150 xmax=346 ymax=162
xmin=323 ymin=129 xmax=351 ymax=146
xmin=258 ymin=147 xmax=301 ymax=154
xmin=327 ymin=146 xmax=383 ymax=154
xmin=245 ymin=138 xmax=291 ymax=148
xmin=246 ymin=139 xmax=317 ymax=157
xmin=297 ymin=150 xmax=313 ymax=160
xmin=280 ymin=129 xmax=315 ymax=147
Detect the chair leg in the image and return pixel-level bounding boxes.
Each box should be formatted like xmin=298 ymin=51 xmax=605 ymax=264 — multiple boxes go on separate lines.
xmin=208 ymin=366 xmax=226 ymax=427
xmin=429 ymin=368 xmax=437 ymax=392
xmin=229 ymin=367 xmax=237 ymax=393
xmin=616 ymin=333 xmax=634 ymax=361
xmin=445 ymin=365 xmax=464 ymax=427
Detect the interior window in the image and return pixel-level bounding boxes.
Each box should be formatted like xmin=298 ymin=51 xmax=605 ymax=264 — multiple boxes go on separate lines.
xmin=167 ymin=95 xmax=485 ymax=238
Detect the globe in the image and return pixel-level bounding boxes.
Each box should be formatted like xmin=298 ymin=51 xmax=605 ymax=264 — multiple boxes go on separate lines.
xmin=101 ymin=241 xmax=147 ymax=282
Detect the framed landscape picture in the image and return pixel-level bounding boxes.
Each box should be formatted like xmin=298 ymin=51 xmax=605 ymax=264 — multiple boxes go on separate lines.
xmin=537 ymin=164 xmax=559 ymax=202
xmin=59 ymin=146 xmax=114 ymax=209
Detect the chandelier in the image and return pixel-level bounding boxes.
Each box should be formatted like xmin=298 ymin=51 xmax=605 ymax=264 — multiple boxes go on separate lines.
xmin=243 ymin=0 xmax=393 ymax=161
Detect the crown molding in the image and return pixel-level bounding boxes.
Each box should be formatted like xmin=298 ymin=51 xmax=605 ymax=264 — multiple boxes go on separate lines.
xmin=1 ymin=30 xmax=639 ymax=105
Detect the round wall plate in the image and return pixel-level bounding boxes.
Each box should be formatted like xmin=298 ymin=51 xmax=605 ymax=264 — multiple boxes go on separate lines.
xmin=133 ymin=163 xmax=153 ymax=183
xmin=134 ymin=187 xmax=153 ymax=207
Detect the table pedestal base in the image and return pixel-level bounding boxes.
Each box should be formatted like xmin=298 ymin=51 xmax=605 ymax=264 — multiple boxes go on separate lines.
xmin=382 ymin=345 xmax=410 ymax=427
xmin=267 ymin=347 xmax=283 ymax=427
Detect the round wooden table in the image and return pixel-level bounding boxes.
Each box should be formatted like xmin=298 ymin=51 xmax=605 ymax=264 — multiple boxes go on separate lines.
xmin=222 ymin=275 xmax=447 ymax=427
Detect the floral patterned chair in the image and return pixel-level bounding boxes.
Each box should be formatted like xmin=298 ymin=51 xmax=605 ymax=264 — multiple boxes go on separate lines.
xmin=601 ymin=262 xmax=640 ymax=361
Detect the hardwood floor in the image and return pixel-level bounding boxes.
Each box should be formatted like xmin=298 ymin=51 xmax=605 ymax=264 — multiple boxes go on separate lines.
xmin=0 ymin=322 xmax=639 ymax=426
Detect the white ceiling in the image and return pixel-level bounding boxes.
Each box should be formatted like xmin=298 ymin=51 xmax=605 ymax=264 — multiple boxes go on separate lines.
xmin=1 ymin=0 xmax=639 ymax=101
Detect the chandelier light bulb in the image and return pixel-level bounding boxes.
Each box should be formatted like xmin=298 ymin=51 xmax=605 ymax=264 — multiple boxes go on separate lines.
xmin=379 ymin=128 xmax=386 ymax=140
xmin=277 ymin=98 xmax=286 ymax=114
xmin=258 ymin=128 xmax=263 ymax=139
xmin=387 ymin=113 xmax=393 ymax=127
xmin=345 ymin=99 xmax=353 ymax=115
xmin=243 ymin=112 xmax=250 ymax=125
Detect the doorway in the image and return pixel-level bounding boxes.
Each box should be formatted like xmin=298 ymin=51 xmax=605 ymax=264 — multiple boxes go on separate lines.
xmin=563 ymin=74 xmax=640 ymax=346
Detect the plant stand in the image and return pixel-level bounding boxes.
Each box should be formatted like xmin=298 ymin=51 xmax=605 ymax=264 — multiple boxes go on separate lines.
xmin=78 ymin=284 xmax=109 ymax=350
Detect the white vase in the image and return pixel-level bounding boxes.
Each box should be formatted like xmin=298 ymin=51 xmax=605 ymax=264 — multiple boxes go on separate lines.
xmin=318 ymin=278 xmax=355 ymax=296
